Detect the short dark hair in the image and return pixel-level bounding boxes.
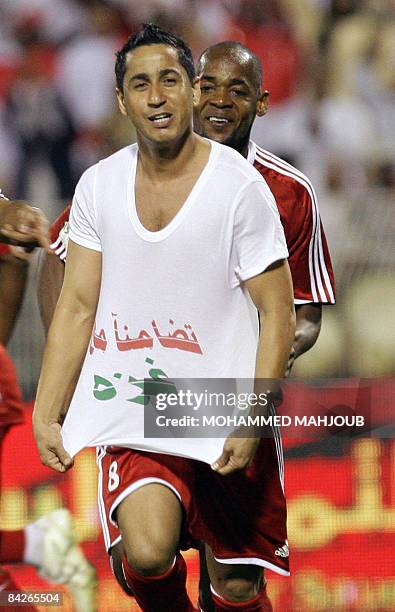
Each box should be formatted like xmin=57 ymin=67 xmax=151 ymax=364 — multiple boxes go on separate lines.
xmin=197 ymin=41 xmax=263 ymax=91
xmin=115 ymin=23 xmax=195 ymax=91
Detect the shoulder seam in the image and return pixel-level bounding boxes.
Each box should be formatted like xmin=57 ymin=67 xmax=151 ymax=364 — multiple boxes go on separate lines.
xmin=254 ymin=145 xmax=313 ymax=189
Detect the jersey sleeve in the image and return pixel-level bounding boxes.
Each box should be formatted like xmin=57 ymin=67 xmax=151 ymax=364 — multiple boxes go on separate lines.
xmin=50 ymin=204 xmax=71 ymax=262
xmin=287 ymin=183 xmax=335 ymax=304
xmin=68 ymin=165 xmax=102 ymax=252
xmin=229 ymin=180 xmax=289 ymax=288
xmin=50 ymin=204 xmax=71 ymax=244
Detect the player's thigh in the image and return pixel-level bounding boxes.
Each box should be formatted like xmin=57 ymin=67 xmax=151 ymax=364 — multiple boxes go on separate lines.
xmin=117 ymin=483 xmax=183 ymax=568
xmin=205 ymin=544 xmax=263 ymax=601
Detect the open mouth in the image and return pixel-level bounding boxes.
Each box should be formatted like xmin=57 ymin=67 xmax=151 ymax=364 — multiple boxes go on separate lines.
xmin=205 ymin=115 xmax=233 ymax=127
xmin=148 ymin=113 xmax=173 ymax=127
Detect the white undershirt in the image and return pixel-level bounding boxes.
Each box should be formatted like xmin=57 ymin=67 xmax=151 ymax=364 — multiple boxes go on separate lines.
xmin=62 ymin=140 xmax=288 ymax=464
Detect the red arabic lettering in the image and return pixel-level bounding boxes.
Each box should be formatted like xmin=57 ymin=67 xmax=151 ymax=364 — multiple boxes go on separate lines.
xmin=112 ymin=313 xmax=153 ymax=351
xmin=151 ymin=319 xmax=202 ymax=354
xmin=89 ymin=326 xmax=108 ymax=354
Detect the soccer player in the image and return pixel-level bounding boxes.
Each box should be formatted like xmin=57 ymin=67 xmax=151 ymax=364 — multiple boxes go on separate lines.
xmin=38 ymin=38 xmax=336 ymax=610
xmin=0 ymin=194 xmax=96 ymax=611
xmin=194 ymin=42 xmax=335 ymax=372
xmin=40 ymin=43 xmax=335 ymax=364
xmin=194 ymin=41 xmax=335 ymax=610
xmin=33 ymin=23 xmax=295 ymax=612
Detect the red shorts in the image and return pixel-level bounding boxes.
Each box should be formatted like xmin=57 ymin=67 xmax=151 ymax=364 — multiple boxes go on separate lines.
xmin=96 ymin=436 xmax=289 ymax=576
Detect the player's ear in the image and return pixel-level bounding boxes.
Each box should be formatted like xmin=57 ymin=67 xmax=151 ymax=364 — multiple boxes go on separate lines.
xmin=256 ymin=90 xmax=269 ymax=117
xmin=192 ymin=77 xmax=201 ymax=107
xmin=116 ymin=88 xmax=127 ymax=116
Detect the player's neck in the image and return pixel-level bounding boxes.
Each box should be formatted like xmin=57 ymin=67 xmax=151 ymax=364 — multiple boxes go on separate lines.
xmin=229 ymin=137 xmax=250 ymax=160
xmin=137 ymin=130 xmax=205 ymax=181
xmin=240 ymin=140 xmax=249 ymax=159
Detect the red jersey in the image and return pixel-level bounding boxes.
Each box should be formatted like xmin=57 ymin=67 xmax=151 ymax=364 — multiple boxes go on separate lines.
xmin=249 ymin=141 xmax=335 ymax=304
xmin=50 ymin=145 xmax=335 ymax=305
xmin=0 ymin=344 xmax=24 ymax=426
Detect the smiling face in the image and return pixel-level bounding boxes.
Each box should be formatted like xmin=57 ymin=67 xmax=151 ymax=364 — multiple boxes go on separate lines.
xmin=194 ymin=47 xmax=268 ymax=155
xmin=117 ymin=44 xmax=199 ymax=148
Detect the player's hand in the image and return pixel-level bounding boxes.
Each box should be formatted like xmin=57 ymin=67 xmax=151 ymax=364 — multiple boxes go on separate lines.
xmin=211 ymin=436 xmax=260 ymax=476
xmin=33 ymin=420 xmax=74 ymax=473
xmin=0 ymin=201 xmax=50 ymax=251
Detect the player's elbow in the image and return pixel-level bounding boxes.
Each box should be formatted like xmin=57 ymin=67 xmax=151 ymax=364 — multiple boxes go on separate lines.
xmin=308 ymin=319 xmax=321 ymax=348
xmin=283 ymin=303 xmax=296 ymax=344
xmin=60 ymin=298 xmax=95 ymax=325
xmin=295 ymin=318 xmax=321 ymax=355
xmin=260 ymin=301 xmax=296 ymax=338
xmin=294 ymin=303 xmax=322 ymax=355
xmin=50 ymin=291 xmax=96 ymax=337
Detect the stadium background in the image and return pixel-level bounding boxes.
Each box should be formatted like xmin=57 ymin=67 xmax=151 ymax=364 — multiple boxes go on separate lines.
xmin=0 ymin=1 xmax=394 ymax=610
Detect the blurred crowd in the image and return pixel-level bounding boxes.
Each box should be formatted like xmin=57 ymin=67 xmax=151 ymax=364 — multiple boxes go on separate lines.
xmin=1 ymin=0 xmax=394 ymax=383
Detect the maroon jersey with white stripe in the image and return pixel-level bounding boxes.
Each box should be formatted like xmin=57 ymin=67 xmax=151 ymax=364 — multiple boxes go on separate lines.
xmin=248 ymin=141 xmax=335 ymax=304
xmin=50 ymin=147 xmax=336 ymax=306
xmin=50 ymin=204 xmax=71 ymax=261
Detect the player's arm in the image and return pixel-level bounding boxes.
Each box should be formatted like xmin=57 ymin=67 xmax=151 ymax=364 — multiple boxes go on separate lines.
xmin=0 ymin=198 xmax=50 ymax=250
xmin=286 ymin=303 xmax=322 ymax=375
xmin=0 ymin=254 xmax=29 ymax=345
xmin=37 ymin=251 xmax=65 ymax=334
xmin=38 ymin=203 xmax=72 ymax=333
xmin=33 ymin=239 xmax=101 ymax=472
xmin=249 ymin=259 xmax=296 ymax=379
xmin=282 ymin=177 xmax=334 ymax=375
xmin=212 ymin=259 xmax=295 ymax=475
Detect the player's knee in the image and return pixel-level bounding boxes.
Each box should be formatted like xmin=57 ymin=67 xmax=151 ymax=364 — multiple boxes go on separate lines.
xmin=124 ymin=541 xmax=175 ymax=576
xmin=216 ymin=577 xmax=259 ymax=602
